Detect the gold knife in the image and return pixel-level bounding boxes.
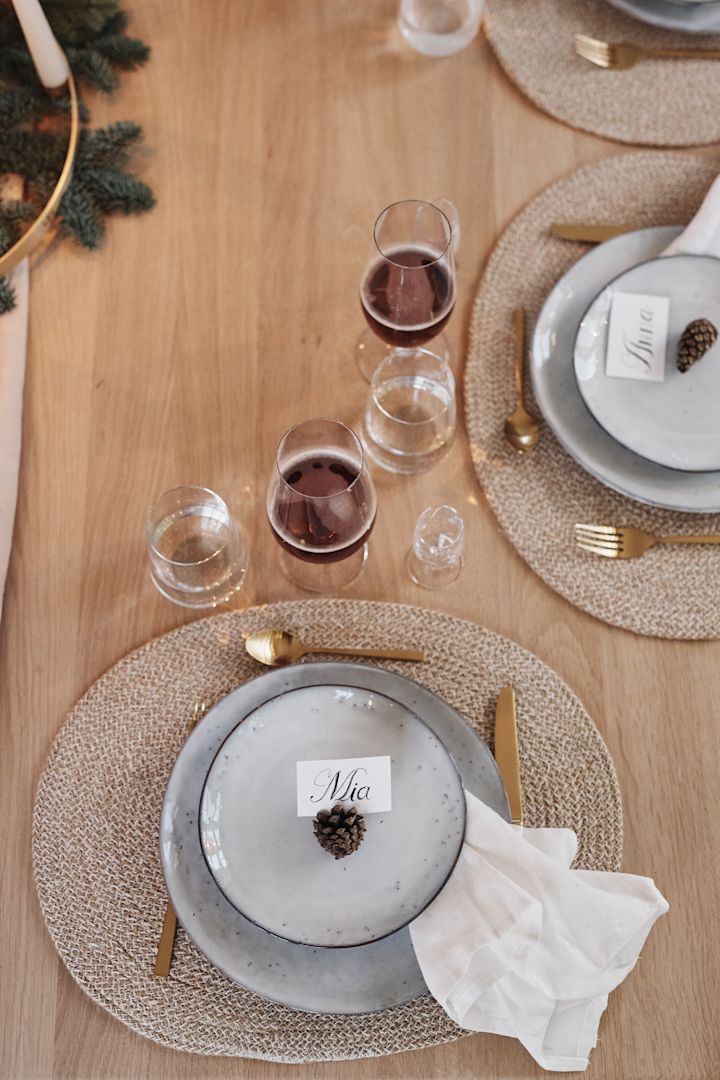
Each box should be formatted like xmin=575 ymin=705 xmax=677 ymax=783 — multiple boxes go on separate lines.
xmin=494 ymin=686 xmax=523 ymax=826
xmin=550 ymin=222 xmax=638 ymax=243
xmin=154 ymin=700 xmax=207 ymax=977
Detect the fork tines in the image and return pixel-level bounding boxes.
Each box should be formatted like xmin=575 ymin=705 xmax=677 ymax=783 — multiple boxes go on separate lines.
xmin=574 ymin=523 xmax=623 ymax=557
xmin=574 ymin=33 xmax=612 ymax=68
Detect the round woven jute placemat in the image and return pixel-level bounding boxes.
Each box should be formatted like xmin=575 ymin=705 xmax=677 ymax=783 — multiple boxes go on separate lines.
xmin=484 ymin=0 xmax=720 ymax=147
xmin=465 ymin=152 xmax=720 ymax=640
xmin=33 ymin=600 xmax=621 ymax=1062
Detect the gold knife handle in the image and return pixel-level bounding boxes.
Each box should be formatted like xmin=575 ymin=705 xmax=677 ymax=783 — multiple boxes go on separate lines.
xmin=494 ymin=686 xmax=524 ymax=827
xmin=513 ymin=308 xmax=525 ymax=404
xmin=153 ymin=902 xmax=178 ymax=977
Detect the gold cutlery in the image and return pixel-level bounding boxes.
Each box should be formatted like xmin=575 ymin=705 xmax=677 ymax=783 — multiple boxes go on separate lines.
xmin=550 ymin=222 xmax=638 ymax=243
xmin=244 ymin=628 xmax=425 ymax=667
xmin=154 ymin=701 xmax=207 ymax=977
xmin=575 ymin=33 xmax=720 ymax=71
xmin=575 ymin=523 xmax=720 ymax=560
xmin=504 ymin=308 xmax=540 ymax=454
xmin=494 ymin=687 xmax=523 ymax=827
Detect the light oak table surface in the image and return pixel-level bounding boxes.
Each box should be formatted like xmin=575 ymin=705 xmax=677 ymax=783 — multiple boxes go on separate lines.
xmin=1 ymin=3 xmax=718 ymax=1079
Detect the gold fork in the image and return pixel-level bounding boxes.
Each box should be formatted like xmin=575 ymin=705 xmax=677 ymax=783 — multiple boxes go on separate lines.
xmin=153 ymin=700 xmax=207 ymax=977
xmin=575 ymin=33 xmax=720 ymax=70
xmin=575 ymin=523 xmax=720 ymax=560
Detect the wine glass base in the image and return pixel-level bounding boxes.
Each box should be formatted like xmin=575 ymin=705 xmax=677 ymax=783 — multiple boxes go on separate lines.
xmin=277 ymin=544 xmax=369 ymax=593
xmin=356 ymin=328 xmax=451 ymax=383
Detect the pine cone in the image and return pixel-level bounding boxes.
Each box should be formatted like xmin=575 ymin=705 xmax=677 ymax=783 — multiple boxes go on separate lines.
xmin=677 ymin=318 xmax=718 ymax=373
xmin=313 ymin=803 xmax=366 ymax=860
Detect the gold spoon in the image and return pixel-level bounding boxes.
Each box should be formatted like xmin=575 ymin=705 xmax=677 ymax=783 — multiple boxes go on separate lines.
xmin=504 ymin=307 xmax=540 ymax=453
xmin=245 ymin=629 xmax=425 ymax=667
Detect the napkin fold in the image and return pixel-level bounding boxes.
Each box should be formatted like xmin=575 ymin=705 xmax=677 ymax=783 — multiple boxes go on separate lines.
xmin=409 ymin=791 xmax=668 ymax=1073
xmin=0 ymin=259 xmax=29 ymax=623
xmin=664 ymin=172 xmax=720 ymax=257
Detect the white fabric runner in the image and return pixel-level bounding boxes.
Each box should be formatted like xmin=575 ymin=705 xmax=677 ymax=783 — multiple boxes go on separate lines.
xmin=0 ymin=258 xmax=29 ymax=622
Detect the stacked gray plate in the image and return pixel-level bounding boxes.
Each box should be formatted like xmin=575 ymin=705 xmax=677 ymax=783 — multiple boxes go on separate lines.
xmin=160 ymin=662 xmax=509 ymax=1014
xmin=531 ymin=226 xmax=720 ymax=513
xmin=605 ymin=0 xmax=720 ymax=32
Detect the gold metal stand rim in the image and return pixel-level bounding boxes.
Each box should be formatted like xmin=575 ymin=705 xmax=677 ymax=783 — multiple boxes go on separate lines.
xmin=0 ymin=69 xmax=79 ymax=278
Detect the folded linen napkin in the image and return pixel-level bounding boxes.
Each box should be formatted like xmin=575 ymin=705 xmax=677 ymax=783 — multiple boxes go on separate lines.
xmin=664 ymin=173 xmax=720 ymax=257
xmin=0 ymin=258 xmax=29 ymax=623
xmin=409 ymin=791 xmax=668 ymax=1073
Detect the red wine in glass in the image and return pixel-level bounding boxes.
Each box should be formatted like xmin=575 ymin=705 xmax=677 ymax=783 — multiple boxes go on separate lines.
xmin=269 ymin=452 xmax=376 ymax=564
xmin=360 ymin=244 xmax=455 ymax=348
xmin=267 ymin=420 xmax=377 ymax=589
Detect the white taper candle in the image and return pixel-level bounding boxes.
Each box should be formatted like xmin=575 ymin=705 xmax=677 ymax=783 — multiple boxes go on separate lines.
xmin=10 ymin=0 xmax=68 ymax=89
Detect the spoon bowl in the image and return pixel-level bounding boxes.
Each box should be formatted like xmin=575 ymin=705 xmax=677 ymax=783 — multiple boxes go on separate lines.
xmin=504 ymin=406 xmax=540 ymax=453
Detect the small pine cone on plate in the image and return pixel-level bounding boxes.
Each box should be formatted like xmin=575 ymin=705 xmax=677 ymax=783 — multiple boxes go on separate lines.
xmin=313 ymin=803 xmax=366 ymax=859
xmin=677 ymin=318 xmax=718 ymax=373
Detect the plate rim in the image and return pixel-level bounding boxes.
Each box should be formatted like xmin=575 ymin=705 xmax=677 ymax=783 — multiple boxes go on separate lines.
xmin=605 ymin=0 xmax=720 ymax=32
xmin=197 ymin=678 xmax=468 ymax=949
xmin=572 ymin=251 xmax=720 ymax=473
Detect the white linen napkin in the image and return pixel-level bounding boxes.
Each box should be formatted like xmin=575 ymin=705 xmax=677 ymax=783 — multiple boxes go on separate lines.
xmin=664 ymin=173 xmax=720 ymax=257
xmin=0 ymin=258 xmax=29 ymax=623
xmin=409 ymin=791 xmax=668 ymax=1073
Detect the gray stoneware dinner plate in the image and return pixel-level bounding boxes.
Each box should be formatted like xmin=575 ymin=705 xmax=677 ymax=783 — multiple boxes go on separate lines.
xmin=573 ymin=254 xmax=720 ymax=473
xmin=531 ymin=225 xmax=720 ymax=512
xmin=199 ymin=682 xmax=466 ymax=948
xmin=160 ymin=662 xmax=509 ymax=1014
xmin=606 ymin=0 xmax=720 ymax=32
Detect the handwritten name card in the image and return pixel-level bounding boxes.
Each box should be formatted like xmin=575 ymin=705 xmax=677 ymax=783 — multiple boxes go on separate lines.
xmin=296 ymin=756 xmax=392 ymax=816
xmin=606 ymin=291 xmax=669 ymax=382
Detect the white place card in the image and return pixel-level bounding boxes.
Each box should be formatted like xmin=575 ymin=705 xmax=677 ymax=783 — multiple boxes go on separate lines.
xmin=296 ymin=755 xmax=392 ymax=816
xmin=605 ymin=291 xmax=669 ymax=382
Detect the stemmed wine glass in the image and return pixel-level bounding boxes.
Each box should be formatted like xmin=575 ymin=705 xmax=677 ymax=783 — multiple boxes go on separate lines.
xmin=267 ymin=418 xmax=377 ymax=592
xmin=357 ymin=199 xmax=456 ymax=382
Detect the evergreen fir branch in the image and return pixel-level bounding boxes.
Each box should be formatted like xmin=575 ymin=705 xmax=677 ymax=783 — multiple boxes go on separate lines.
xmin=0 ymin=85 xmax=47 ymax=129
xmin=0 ymin=199 xmax=36 ymax=224
xmin=0 ymin=129 xmax=66 ymax=180
xmin=0 ymin=276 xmax=16 ymax=314
xmin=58 ymin=181 xmax=105 ymax=248
xmin=44 ymin=0 xmax=120 ymax=42
xmin=76 ymin=121 xmax=143 ymax=168
xmin=80 ymin=166 xmax=154 ymax=215
xmin=65 ymin=45 xmax=118 ymax=92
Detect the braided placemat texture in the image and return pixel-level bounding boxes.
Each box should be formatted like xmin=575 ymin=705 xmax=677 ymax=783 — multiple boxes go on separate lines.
xmin=484 ymin=0 xmax=720 ymax=147
xmin=33 ymin=600 xmax=622 ymax=1062
xmin=465 ymin=152 xmax=720 ymax=639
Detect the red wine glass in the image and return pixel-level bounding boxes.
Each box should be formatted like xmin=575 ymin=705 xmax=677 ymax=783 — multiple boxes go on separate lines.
xmin=357 ymin=199 xmax=456 ymax=382
xmin=267 ymin=418 xmax=377 ymax=592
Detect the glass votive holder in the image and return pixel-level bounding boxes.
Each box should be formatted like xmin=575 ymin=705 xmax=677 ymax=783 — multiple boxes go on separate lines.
xmin=399 ymin=0 xmax=484 ymax=58
xmin=146 ymin=485 xmax=248 ymax=609
xmin=362 ymin=347 xmax=456 ymax=474
xmin=407 ymin=505 xmax=464 ymax=589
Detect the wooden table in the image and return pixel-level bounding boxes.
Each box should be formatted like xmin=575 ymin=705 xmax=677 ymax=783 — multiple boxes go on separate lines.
xmin=1 ymin=3 xmax=718 ymax=1078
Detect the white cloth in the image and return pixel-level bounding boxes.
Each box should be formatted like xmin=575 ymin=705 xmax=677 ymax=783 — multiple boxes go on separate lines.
xmin=409 ymin=791 xmax=668 ymax=1072
xmin=0 ymin=258 xmax=29 ymax=623
xmin=664 ymin=172 xmax=720 ymax=257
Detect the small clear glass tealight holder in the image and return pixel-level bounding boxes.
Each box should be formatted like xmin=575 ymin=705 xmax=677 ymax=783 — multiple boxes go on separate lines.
xmin=407 ymin=505 xmax=464 ymax=589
